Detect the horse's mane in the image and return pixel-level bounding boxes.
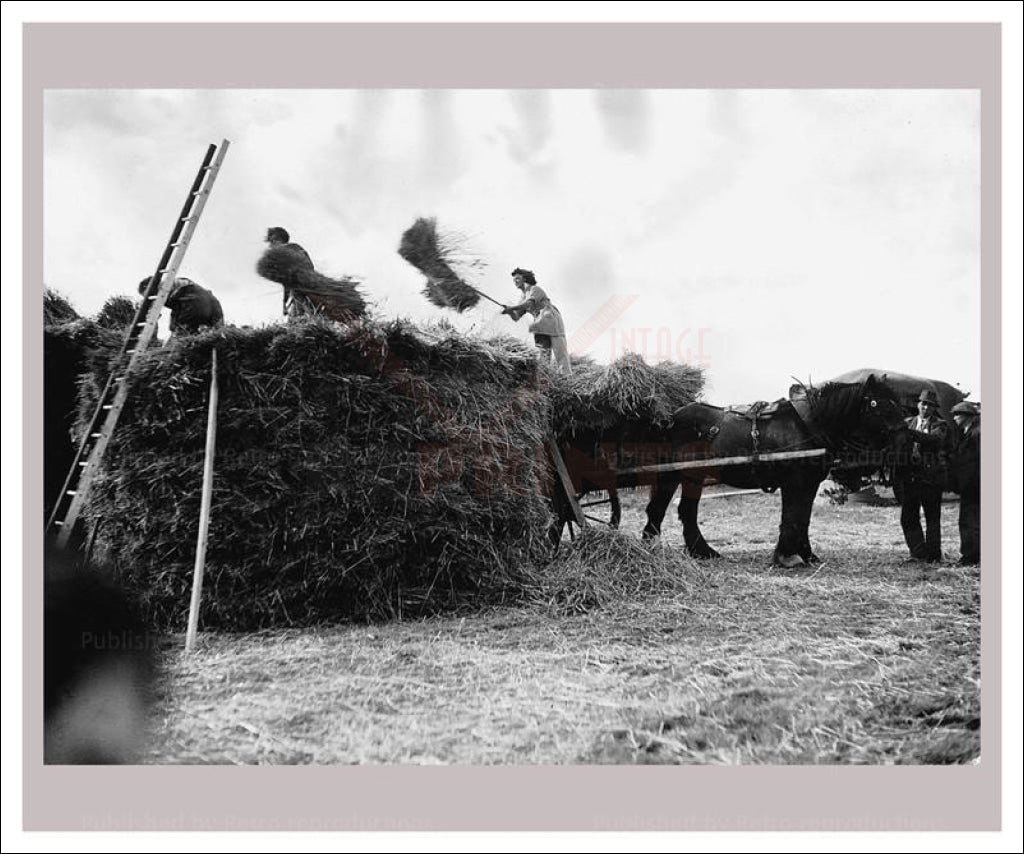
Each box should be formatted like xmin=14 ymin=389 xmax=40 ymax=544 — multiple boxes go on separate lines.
xmin=812 ymin=376 xmax=899 ymax=428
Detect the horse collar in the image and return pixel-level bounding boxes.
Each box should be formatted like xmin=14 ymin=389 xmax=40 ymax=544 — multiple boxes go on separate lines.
xmin=791 ymin=390 xmax=830 ymax=449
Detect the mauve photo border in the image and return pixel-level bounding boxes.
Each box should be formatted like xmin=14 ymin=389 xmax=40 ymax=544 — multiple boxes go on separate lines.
xmin=21 ymin=22 xmax=1002 ymax=833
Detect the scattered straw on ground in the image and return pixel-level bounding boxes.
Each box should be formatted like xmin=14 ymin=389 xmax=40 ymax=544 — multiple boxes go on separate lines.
xmin=145 ymin=500 xmax=978 ymax=765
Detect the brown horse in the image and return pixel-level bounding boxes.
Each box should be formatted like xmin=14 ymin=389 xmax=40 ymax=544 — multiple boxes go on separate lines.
xmin=550 ymin=374 xmax=907 ymax=566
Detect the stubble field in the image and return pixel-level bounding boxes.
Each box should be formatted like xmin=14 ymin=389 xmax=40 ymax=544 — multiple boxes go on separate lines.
xmin=145 ymin=489 xmax=980 ymax=766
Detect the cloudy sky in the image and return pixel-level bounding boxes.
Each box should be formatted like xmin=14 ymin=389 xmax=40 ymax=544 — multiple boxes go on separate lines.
xmin=43 ymin=87 xmax=980 ymax=404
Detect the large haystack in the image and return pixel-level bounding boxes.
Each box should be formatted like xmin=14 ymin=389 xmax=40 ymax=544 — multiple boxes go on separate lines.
xmin=81 ymin=318 xmax=554 ymax=629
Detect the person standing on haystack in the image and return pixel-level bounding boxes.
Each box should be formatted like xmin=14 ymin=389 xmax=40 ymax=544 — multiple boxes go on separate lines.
xmin=949 ymin=400 xmax=980 ymax=566
xmin=502 ymin=268 xmax=572 ymax=373
xmin=265 ymin=226 xmax=315 ymax=317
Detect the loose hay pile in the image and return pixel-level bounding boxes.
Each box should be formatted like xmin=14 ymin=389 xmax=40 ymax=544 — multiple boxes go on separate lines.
xmin=526 ymin=528 xmax=701 ymax=616
xmin=546 ymin=352 xmax=705 ymax=435
xmin=82 ymin=317 xmax=554 ymax=630
xmin=257 ymin=244 xmax=366 ymax=321
xmin=398 ymin=217 xmax=485 ymax=312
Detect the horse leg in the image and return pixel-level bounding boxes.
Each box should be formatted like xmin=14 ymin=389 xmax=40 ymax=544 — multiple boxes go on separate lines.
xmin=774 ymin=473 xmax=821 ymax=567
xmin=547 ymin=518 xmax=565 ymax=550
xmin=796 ymin=479 xmax=822 ymax=564
xmin=642 ymin=475 xmax=678 ymax=539
xmin=798 ymin=528 xmax=821 ymax=564
xmin=546 ymin=477 xmax=571 ymax=552
xmin=677 ymin=479 xmax=720 ymax=558
xmin=773 ymin=480 xmax=808 ymax=568
xmin=609 ymin=488 xmax=621 ymax=529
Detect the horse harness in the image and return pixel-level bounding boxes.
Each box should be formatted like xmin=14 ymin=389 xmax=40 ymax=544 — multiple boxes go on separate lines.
xmin=721 ymin=400 xmax=788 ymax=491
xmin=723 ymin=400 xmax=786 ymax=453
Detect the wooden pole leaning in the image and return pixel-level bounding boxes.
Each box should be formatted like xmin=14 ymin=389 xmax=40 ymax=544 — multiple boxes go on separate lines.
xmin=186 ymin=347 xmax=219 ymax=652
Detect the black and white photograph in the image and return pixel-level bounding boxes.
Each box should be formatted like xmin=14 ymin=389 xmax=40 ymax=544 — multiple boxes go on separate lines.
xmin=12 ymin=10 xmax=1018 ymax=844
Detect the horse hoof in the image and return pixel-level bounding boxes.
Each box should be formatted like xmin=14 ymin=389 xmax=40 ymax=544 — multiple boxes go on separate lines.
xmin=774 ymin=553 xmax=806 ymax=569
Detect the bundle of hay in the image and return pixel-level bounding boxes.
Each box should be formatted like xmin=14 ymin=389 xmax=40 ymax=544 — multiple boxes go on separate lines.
xmin=96 ymin=295 xmax=139 ymax=329
xmin=44 ymin=288 xmax=79 ymax=326
xmin=398 ymin=217 xmax=486 ymax=312
xmin=79 ymin=317 xmax=553 ymax=630
xmin=257 ymin=244 xmax=366 ymax=321
xmin=546 ymin=352 xmax=705 ymax=436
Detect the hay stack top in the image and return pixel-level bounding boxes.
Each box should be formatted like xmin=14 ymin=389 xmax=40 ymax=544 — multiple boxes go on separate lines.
xmin=547 ymin=353 xmax=705 ymax=435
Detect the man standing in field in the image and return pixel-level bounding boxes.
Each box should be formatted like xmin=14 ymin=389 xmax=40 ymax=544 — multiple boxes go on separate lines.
xmin=949 ymin=400 xmax=980 ymax=566
xmin=894 ymin=388 xmax=950 ymax=563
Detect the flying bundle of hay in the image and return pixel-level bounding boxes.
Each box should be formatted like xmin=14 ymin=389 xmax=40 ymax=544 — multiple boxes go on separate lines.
xmin=545 ymin=352 xmax=706 ymax=436
xmin=78 ymin=317 xmax=554 ymax=630
xmin=257 ymin=244 xmax=366 ymax=321
xmin=398 ymin=217 xmax=489 ymax=312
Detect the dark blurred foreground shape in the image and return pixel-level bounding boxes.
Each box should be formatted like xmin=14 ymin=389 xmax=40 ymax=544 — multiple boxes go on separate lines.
xmin=44 ymin=546 xmax=156 ymax=764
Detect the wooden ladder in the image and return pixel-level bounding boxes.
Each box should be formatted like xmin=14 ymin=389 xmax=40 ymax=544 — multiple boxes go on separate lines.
xmin=45 ymin=140 xmax=231 ymax=548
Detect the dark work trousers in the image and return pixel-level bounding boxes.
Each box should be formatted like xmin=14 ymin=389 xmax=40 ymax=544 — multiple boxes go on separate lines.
xmin=899 ymin=480 xmax=944 ymax=561
xmin=958 ymin=490 xmax=980 ymax=564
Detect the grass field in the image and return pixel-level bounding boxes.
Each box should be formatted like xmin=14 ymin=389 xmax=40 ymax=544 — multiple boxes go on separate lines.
xmin=145 ymin=489 xmax=980 ymax=765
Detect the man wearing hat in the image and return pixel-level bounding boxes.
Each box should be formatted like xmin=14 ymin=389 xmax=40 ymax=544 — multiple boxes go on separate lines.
xmin=894 ymin=388 xmax=951 ymax=562
xmin=949 ymin=401 xmax=981 ymax=565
